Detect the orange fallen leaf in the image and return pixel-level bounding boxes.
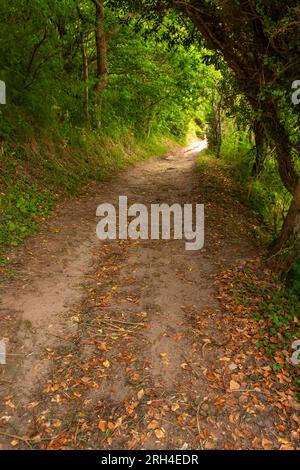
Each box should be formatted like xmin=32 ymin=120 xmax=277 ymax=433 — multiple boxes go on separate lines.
xmin=126 ymin=402 xmax=139 ymax=415
xmin=81 ymin=377 xmax=91 ymax=384
xmin=154 ymin=429 xmax=165 ymax=440
xmin=98 ymin=420 xmax=106 ymax=432
xmin=262 ymin=438 xmax=273 ymax=450
xmin=52 ymin=419 xmax=62 ymax=429
xmin=171 ymin=403 xmax=180 ymax=412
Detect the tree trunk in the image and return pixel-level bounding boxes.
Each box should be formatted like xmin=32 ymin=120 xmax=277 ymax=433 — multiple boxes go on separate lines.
xmin=207 ymin=99 xmax=222 ymax=157
xmin=81 ymin=34 xmax=90 ymax=125
xmin=268 ymin=177 xmax=300 ymax=276
xmin=215 ymin=101 xmax=222 ymax=158
xmin=93 ymin=0 xmax=108 ymax=129
xmin=260 ymin=101 xmax=300 ymax=275
xmin=251 ymin=119 xmax=267 ymax=177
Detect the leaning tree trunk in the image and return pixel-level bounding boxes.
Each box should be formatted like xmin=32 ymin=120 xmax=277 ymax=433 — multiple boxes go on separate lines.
xmin=268 ymin=177 xmax=300 ymax=276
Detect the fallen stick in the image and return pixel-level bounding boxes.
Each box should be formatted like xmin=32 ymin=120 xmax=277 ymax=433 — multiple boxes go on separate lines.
xmin=0 ymin=431 xmax=31 ymax=444
xmin=101 ymin=318 xmax=146 ymax=327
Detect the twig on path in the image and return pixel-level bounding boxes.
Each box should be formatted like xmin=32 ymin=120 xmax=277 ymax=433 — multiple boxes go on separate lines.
xmin=0 ymin=430 xmax=63 ymax=447
xmin=1 ymin=353 xmax=34 ymax=357
xmin=101 ymin=318 xmax=146 ymax=327
xmin=201 ymin=340 xmax=211 ymax=358
xmin=47 ymin=333 xmax=76 ymax=341
xmin=0 ymin=431 xmax=31 ymax=446
xmin=74 ymin=422 xmax=80 ymax=445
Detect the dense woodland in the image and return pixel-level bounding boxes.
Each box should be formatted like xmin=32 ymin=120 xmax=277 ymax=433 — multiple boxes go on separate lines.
xmin=0 ymin=0 xmax=219 ymax=247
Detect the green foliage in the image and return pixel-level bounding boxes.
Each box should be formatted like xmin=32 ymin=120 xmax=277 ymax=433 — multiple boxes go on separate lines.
xmin=220 ymin=125 xmax=291 ymax=234
xmin=0 ymin=0 xmax=219 ymax=252
xmin=0 ymin=130 xmax=171 ymax=253
xmin=0 ymin=184 xmax=53 ymax=249
xmin=257 ymin=285 xmax=300 ymax=398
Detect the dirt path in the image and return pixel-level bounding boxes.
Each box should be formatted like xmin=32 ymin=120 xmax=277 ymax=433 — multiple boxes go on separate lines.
xmin=0 ymin=144 xmax=299 ymax=450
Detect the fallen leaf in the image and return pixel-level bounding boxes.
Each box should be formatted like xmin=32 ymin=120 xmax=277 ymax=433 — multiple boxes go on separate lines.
xmin=154 ymin=429 xmax=165 ymax=440
xmin=230 ymin=380 xmax=240 ymax=391
xmin=126 ymin=402 xmax=139 ymax=415
xmin=98 ymin=420 xmax=107 ymax=432
xmin=52 ymin=419 xmax=62 ymax=429
xmin=81 ymin=377 xmax=91 ymax=384
xmin=71 ymin=315 xmax=80 ymax=323
xmin=262 ymin=438 xmax=273 ymax=450
xmin=171 ymin=403 xmax=180 ymax=412
xmin=280 ymin=444 xmax=294 ymax=450
xmin=278 ymin=438 xmax=291 ymax=445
